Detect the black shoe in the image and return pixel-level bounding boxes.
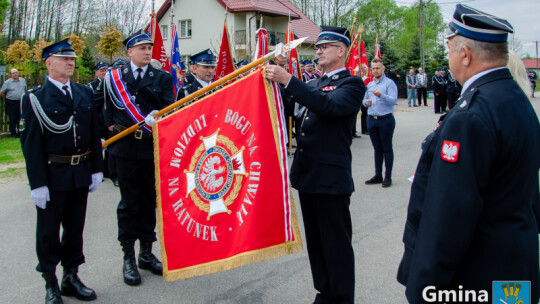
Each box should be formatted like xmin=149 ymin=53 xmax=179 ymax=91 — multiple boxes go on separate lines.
xmin=382 ymin=177 xmax=392 ymax=188
xmin=138 ymin=242 xmax=163 ymax=275
xmin=352 ymin=133 xmax=362 ymax=138
xmin=365 ymin=176 xmax=383 ymax=185
xmin=61 ymin=268 xmax=97 ymax=301
xmin=361 ymin=131 xmax=369 ymax=135
xmin=121 ymin=243 xmax=141 ymax=286
xmin=112 ymin=179 xmax=119 ymax=187
xmin=42 ymin=272 xmax=63 ymax=304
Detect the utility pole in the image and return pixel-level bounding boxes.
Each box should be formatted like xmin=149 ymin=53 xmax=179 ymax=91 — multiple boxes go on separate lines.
xmin=419 ymin=0 xmax=425 ymax=69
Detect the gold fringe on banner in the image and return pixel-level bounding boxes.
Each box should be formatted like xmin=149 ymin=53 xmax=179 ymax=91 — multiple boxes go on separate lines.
xmin=153 ymin=66 xmax=302 ymax=282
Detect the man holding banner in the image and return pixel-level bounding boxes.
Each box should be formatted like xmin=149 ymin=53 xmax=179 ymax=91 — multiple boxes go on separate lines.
xmin=103 ymin=29 xmax=174 ymax=286
xmin=266 ymin=26 xmax=365 ymax=304
xmin=176 ymin=49 xmax=217 ymax=100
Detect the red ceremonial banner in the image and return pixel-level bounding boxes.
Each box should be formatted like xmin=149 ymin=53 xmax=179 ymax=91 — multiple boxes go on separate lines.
xmin=215 ymin=21 xmax=235 ymax=81
xmin=153 ymin=67 xmax=302 ymax=281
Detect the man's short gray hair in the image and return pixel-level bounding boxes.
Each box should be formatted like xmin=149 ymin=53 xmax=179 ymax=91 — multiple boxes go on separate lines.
xmin=452 ymin=35 xmax=508 ymax=63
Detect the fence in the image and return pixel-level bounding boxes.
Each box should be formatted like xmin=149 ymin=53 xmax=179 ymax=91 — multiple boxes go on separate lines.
xmin=0 ymin=66 xmax=94 ymax=134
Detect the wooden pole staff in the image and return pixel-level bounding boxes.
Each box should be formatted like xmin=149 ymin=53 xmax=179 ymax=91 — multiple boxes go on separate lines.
xmin=102 ymin=38 xmax=307 ymax=148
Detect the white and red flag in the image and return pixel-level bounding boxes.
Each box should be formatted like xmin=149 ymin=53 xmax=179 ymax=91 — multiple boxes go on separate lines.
xmin=360 ymin=41 xmax=373 ymax=85
xmin=254 ymin=28 xmax=268 ymax=60
xmin=153 ymin=67 xmax=302 ymax=281
xmin=286 ymin=23 xmax=301 ymax=79
xmin=215 ymin=20 xmax=235 ymax=81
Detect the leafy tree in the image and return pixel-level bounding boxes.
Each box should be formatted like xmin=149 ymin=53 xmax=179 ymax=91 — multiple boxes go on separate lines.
xmin=431 ymin=42 xmax=448 ymax=70
xmin=81 ymin=47 xmax=95 ymax=70
xmin=32 ymin=37 xmax=52 ymax=63
xmin=400 ymin=35 xmax=421 ymax=72
xmin=4 ymin=40 xmax=31 ymax=65
xmin=63 ymin=33 xmax=86 ymax=57
xmin=97 ymin=26 xmax=124 ymax=63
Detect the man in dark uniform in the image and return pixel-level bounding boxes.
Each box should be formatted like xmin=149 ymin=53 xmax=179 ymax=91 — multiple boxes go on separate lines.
xmin=432 ymin=68 xmax=447 ymax=113
xmin=103 ymin=30 xmax=174 ymax=286
xmin=20 ymin=38 xmax=104 ymax=304
xmin=397 ymin=5 xmax=540 ymax=303
xmin=302 ymin=59 xmax=320 ymax=82
xmin=445 ymin=70 xmax=461 ymax=109
xmin=176 ymin=49 xmax=216 ymax=101
xmin=266 ymin=26 xmax=365 ymax=304
xmin=528 ymin=71 xmax=537 ymax=98
xmin=386 ymin=65 xmax=400 ymax=85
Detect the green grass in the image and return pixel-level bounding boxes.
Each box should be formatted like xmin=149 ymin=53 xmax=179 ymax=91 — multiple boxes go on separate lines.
xmin=0 ymin=137 xmax=24 ymax=165
xmin=0 ymin=167 xmax=25 ymax=179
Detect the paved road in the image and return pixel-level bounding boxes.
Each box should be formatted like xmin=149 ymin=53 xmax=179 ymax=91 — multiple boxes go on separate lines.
xmin=1 ymin=97 xmax=538 ymax=304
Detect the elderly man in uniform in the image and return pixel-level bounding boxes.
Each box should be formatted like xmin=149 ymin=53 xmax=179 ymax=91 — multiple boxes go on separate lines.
xmin=397 ymin=4 xmax=540 ymax=303
xmin=103 ymin=29 xmax=174 ymax=286
xmin=266 ymin=26 xmax=365 ymax=304
xmin=176 ymin=49 xmax=216 ymax=100
xmin=1 ymin=68 xmax=27 ymax=137
xmin=20 ymin=38 xmax=104 ymax=304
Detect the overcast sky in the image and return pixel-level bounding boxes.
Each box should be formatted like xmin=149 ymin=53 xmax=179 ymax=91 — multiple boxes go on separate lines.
xmin=154 ymin=0 xmax=540 ymax=57
xmin=396 ymin=0 xmax=540 ymax=57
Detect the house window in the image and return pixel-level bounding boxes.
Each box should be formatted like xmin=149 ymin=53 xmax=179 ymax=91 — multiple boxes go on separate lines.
xmin=161 ymin=25 xmax=168 ymax=39
xmin=178 ymin=20 xmax=192 ymax=38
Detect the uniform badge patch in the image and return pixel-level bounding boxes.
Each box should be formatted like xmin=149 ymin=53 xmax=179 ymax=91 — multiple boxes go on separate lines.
xmin=19 ymin=118 xmax=25 ymax=132
xmin=441 ymin=140 xmax=459 ymax=162
xmin=320 ymin=86 xmax=336 ymax=92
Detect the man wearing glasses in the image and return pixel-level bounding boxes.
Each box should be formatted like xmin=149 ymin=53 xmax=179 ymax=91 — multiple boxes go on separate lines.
xmin=266 ymin=26 xmax=365 ymax=304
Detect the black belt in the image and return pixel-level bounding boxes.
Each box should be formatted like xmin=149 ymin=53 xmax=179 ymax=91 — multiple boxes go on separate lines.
xmin=369 ymin=113 xmax=393 ymax=120
xmin=48 ymin=151 xmax=92 ymax=165
xmin=114 ymin=123 xmax=153 ymax=139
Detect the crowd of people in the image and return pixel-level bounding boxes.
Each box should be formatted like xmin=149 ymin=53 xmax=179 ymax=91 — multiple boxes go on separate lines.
xmin=9 ymin=3 xmax=540 ymax=304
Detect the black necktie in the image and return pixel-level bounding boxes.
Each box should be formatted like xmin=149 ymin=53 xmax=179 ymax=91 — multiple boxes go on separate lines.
xmin=62 ymin=85 xmax=72 ymax=101
xmin=134 ymin=68 xmax=143 ymax=87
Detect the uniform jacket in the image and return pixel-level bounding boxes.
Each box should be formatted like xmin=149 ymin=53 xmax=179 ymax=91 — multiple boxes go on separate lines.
xmin=20 ymin=81 xmax=104 ymax=191
xmin=446 ymin=76 xmax=462 ymax=95
xmin=432 ymin=75 xmax=447 ymax=94
xmin=88 ymin=78 xmax=107 ymax=137
xmin=104 ymin=62 xmax=174 ymax=160
xmin=283 ymin=69 xmax=365 ymax=195
xmin=397 ymin=68 xmax=540 ymax=303
xmin=184 ymin=73 xmax=196 ymax=86
xmin=176 ymin=78 xmax=203 ymax=101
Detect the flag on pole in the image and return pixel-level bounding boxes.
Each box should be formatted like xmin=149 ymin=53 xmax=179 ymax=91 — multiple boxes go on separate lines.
xmin=374 ymin=35 xmax=381 ymax=59
xmin=148 ymin=12 xmax=171 ymax=72
xmin=170 ymin=23 xmax=184 ymax=96
xmin=215 ymin=20 xmax=235 ymax=81
xmin=360 ymin=40 xmax=373 ymax=85
xmin=346 ymin=38 xmax=360 ymax=76
xmin=254 ymin=28 xmax=268 ymax=60
xmin=286 ymin=23 xmax=301 ymax=79
xmin=154 ymin=67 xmax=302 ymax=281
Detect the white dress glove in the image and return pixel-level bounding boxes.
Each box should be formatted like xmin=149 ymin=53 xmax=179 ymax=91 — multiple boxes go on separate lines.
xmin=31 ymin=186 xmax=50 ymax=209
xmin=89 ymin=172 xmax=103 ymax=193
xmin=144 ymin=110 xmax=159 ymax=127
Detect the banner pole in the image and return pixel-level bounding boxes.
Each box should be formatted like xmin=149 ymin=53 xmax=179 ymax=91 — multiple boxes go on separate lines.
xmin=102 ymin=37 xmax=307 ymax=148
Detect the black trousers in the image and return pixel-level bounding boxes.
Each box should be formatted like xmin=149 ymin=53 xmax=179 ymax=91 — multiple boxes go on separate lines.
xmin=367 ymin=115 xmax=396 ymax=179
xmin=434 ymin=92 xmax=447 ymax=113
xmin=447 ymin=92 xmax=459 ymax=110
xmin=299 ymin=192 xmax=355 ymax=304
xmin=416 ymin=88 xmax=427 ymax=106
xmin=36 ymin=188 xmax=89 ymax=273
xmin=116 ymin=157 xmax=157 ymax=244
xmin=6 ymin=99 xmax=20 ymax=136
xmin=360 ymin=105 xmax=368 ymax=134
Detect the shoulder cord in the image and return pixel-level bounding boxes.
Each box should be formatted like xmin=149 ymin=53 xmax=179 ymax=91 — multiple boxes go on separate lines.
xmin=433 ymin=76 xmax=446 ymax=85
xmin=103 ymin=71 xmax=126 ymax=110
xmin=29 ymin=93 xmax=78 ymax=146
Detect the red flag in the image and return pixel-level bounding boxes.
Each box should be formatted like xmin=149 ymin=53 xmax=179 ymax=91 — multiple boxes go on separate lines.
xmin=215 ymin=21 xmax=235 ymax=81
xmin=254 ymin=28 xmax=268 ymax=60
xmin=286 ymin=23 xmax=301 ymax=79
xmin=374 ymin=35 xmax=381 ymax=59
xmin=360 ymin=40 xmax=373 ymax=85
xmin=346 ymin=39 xmax=360 ymax=76
xmin=149 ymin=12 xmax=171 ymax=71
xmin=154 ymin=67 xmax=302 ymax=281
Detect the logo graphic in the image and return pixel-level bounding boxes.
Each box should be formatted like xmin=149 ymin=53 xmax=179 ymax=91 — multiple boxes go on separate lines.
xmin=441 ymin=140 xmax=460 ymax=162
xmin=493 ymin=281 xmax=530 ymax=304
xmin=185 ymin=129 xmax=247 ymax=220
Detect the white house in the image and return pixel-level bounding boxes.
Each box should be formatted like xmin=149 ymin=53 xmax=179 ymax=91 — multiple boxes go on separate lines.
xmin=155 ymin=0 xmax=319 ymax=63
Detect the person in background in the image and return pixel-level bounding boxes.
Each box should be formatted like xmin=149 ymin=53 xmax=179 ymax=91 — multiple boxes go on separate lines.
xmin=177 ymin=49 xmax=217 ymax=101
xmin=405 ymin=69 xmax=417 ymax=107
xmin=387 ymin=65 xmax=400 ymax=86
xmin=416 ymin=67 xmax=428 ymax=106
xmin=445 ymin=70 xmax=461 ymax=110
xmin=0 ymin=68 xmax=27 ymax=137
xmin=432 ymin=68 xmax=447 ymax=113
xmin=363 ymin=58 xmax=398 ymax=188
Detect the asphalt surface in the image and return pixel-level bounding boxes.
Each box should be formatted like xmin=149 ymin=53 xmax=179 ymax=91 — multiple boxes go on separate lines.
xmin=1 ymin=97 xmax=538 ymax=304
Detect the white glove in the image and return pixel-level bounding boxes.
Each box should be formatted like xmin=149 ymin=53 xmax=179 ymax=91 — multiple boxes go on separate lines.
xmin=31 ymin=186 xmax=50 ymax=209
xmin=144 ymin=110 xmax=159 ymax=127
xmin=89 ymin=172 xmax=103 ymax=193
